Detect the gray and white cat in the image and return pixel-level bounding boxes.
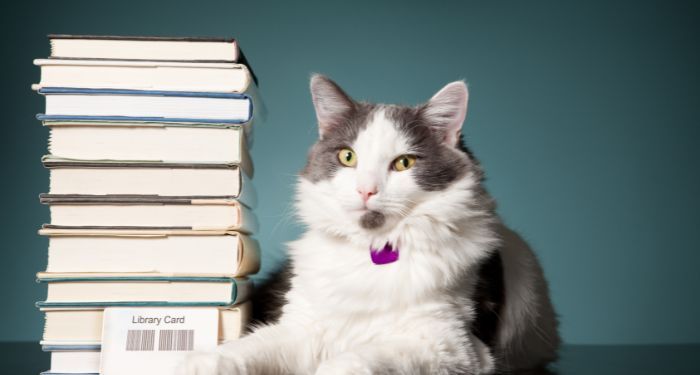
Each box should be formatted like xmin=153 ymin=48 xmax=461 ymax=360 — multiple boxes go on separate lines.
xmin=178 ymin=76 xmax=560 ymax=374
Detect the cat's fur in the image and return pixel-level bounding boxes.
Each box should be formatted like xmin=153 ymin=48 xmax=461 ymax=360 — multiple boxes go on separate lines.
xmin=178 ymin=76 xmax=559 ymax=374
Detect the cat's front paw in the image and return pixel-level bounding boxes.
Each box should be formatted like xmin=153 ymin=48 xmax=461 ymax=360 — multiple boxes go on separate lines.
xmin=315 ymin=353 xmax=372 ymax=375
xmin=176 ymin=351 xmax=221 ymax=375
xmin=176 ymin=350 xmax=246 ymax=375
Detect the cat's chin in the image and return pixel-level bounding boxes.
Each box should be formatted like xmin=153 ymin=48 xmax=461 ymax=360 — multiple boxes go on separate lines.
xmin=359 ymin=210 xmax=386 ymax=230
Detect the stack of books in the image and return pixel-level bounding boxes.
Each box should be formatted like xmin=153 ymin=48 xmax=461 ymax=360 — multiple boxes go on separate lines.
xmin=33 ymin=35 xmax=261 ymax=375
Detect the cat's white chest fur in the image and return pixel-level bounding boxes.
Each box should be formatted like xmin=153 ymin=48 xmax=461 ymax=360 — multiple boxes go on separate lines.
xmin=290 ymin=231 xmax=456 ymax=314
xmin=277 ymin=230 xmax=493 ymax=373
xmin=287 ymin=228 xmax=479 ymax=315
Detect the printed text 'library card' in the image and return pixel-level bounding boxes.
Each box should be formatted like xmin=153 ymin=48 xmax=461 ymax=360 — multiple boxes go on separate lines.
xmin=101 ymin=307 xmax=219 ymax=375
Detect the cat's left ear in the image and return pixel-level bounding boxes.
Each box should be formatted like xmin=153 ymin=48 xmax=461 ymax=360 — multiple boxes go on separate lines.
xmin=422 ymin=81 xmax=469 ymax=147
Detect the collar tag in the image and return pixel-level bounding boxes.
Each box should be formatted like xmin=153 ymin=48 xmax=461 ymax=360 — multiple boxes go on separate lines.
xmin=370 ymin=242 xmax=399 ymax=265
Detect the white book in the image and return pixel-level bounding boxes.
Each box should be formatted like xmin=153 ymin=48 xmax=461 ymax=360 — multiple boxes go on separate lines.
xmin=44 ymin=158 xmax=253 ymax=203
xmin=39 ymin=88 xmax=252 ymax=123
xmin=48 ymin=350 xmax=101 ymax=374
xmin=47 ymin=125 xmax=252 ymax=168
xmin=42 ymin=196 xmax=256 ymax=232
xmin=40 ymin=229 xmax=260 ymax=276
xmin=49 ymin=34 xmax=240 ymax=62
xmin=37 ymin=273 xmax=251 ymax=307
xmin=33 ymin=59 xmax=253 ymax=93
xmin=41 ymin=302 xmax=251 ymax=345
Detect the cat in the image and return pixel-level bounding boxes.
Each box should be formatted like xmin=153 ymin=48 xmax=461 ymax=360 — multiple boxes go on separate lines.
xmin=178 ymin=75 xmax=560 ymax=375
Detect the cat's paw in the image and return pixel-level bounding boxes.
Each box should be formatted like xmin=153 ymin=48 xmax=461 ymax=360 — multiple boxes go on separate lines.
xmin=176 ymin=350 xmax=246 ymax=375
xmin=315 ymin=353 xmax=372 ymax=375
xmin=176 ymin=351 xmax=221 ymax=375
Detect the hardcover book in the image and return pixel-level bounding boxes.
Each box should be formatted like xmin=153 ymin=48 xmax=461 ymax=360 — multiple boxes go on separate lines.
xmin=34 ymin=59 xmax=253 ymax=93
xmin=44 ymin=157 xmax=254 ymax=204
xmin=38 ymin=88 xmax=253 ymax=124
xmin=48 ymin=34 xmax=241 ymax=62
xmin=36 ymin=274 xmax=252 ymax=308
xmin=47 ymin=125 xmax=252 ymax=173
xmin=41 ymin=194 xmax=257 ymax=232
xmin=40 ymin=228 xmax=260 ymax=276
xmin=42 ymin=347 xmax=100 ymax=375
xmin=41 ymin=302 xmax=251 ymax=346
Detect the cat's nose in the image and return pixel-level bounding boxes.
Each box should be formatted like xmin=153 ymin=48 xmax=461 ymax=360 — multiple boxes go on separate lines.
xmin=357 ymin=186 xmax=378 ymax=204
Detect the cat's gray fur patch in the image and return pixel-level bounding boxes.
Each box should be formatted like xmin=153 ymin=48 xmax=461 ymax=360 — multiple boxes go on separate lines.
xmin=360 ymin=210 xmax=386 ymax=230
xmin=384 ymin=105 xmax=472 ymax=191
xmin=301 ymin=102 xmax=375 ymax=183
xmin=302 ymin=102 xmax=472 ymax=192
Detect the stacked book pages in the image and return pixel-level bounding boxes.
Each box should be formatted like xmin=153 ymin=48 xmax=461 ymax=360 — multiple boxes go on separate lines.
xmin=34 ymin=35 xmax=261 ymax=375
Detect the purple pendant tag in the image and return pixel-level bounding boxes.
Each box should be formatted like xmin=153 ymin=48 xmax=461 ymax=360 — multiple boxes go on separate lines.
xmin=370 ymin=242 xmax=399 ymax=265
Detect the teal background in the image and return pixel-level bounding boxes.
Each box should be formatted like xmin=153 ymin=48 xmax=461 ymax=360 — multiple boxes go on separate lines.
xmin=1 ymin=0 xmax=698 ymax=346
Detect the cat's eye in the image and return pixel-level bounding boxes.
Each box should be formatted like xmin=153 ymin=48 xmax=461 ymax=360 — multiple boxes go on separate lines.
xmin=392 ymin=155 xmax=416 ymax=171
xmin=338 ymin=148 xmax=357 ymax=167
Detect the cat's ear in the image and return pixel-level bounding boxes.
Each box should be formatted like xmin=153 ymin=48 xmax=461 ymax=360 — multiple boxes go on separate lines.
xmin=310 ymin=74 xmax=354 ymax=139
xmin=422 ymin=81 xmax=469 ymax=147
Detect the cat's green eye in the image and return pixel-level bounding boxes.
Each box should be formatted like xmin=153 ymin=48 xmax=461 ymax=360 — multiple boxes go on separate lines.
xmin=392 ymin=155 xmax=417 ymax=171
xmin=338 ymin=148 xmax=357 ymax=167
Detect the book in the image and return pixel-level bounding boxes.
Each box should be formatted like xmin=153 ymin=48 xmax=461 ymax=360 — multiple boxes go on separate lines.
xmin=47 ymin=124 xmax=252 ymax=168
xmin=41 ymin=302 xmax=251 ymax=346
xmin=38 ymin=88 xmax=253 ymax=124
xmin=42 ymin=347 xmax=100 ymax=375
xmin=33 ymin=59 xmax=253 ymax=93
xmin=41 ymin=195 xmax=257 ymax=232
xmin=40 ymin=228 xmax=260 ymax=275
xmin=44 ymin=157 xmax=254 ymax=204
xmin=48 ymin=35 xmax=240 ymax=62
xmin=36 ymin=274 xmax=252 ymax=308
xmin=40 ymin=118 xmax=249 ymax=127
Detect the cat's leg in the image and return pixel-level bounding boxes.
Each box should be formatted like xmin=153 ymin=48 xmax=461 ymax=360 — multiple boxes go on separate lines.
xmin=471 ymin=334 xmax=496 ymax=374
xmin=177 ymin=323 xmax=316 ymax=375
xmin=314 ymin=334 xmax=494 ymax=375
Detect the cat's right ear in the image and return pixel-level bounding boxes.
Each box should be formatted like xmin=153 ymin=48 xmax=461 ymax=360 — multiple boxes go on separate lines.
xmin=310 ymin=74 xmax=354 ymax=139
xmin=422 ymin=81 xmax=469 ymax=147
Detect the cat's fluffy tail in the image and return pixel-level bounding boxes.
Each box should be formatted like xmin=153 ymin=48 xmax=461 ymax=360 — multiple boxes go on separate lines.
xmin=493 ymin=226 xmax=561 ymax=372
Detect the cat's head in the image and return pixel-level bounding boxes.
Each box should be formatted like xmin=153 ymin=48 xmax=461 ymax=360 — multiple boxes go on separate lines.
xmin=297 ymin=75 xmax=482 ymax=241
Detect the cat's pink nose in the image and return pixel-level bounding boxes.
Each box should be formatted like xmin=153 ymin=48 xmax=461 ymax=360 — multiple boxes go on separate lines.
xmin=357 ymin=187 xmax=378 ymax=203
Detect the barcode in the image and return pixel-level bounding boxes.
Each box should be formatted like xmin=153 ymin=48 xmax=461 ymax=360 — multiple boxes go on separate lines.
xmin=125 ymin=329 xmax=194 ymax=351
xmin=158 ymin=329 xmax=195 ymax=351
xmin=126 ymin=329 xmax=155 ymax=351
